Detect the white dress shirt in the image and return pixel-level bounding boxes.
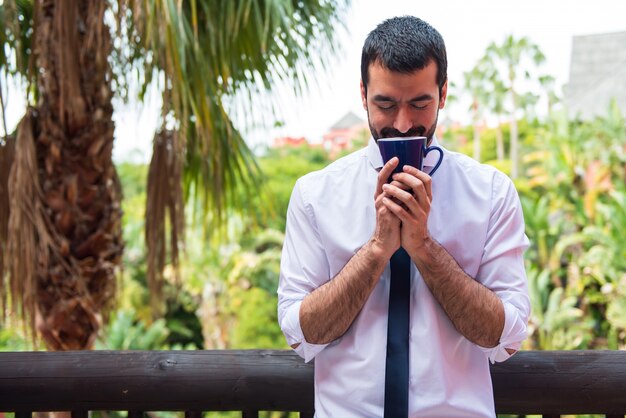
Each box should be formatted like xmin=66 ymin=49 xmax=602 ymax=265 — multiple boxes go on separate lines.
xmin=278 ymin=137 xmax=530 ymax=417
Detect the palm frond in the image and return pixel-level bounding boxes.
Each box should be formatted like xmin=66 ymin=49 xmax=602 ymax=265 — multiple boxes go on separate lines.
xmin=111 ymin=0 xmax=348 ymax=308
xmin=0 ymin=0 xmax=36 ymax=85
xmin=116 ymin=0 xmax=347 ymax=228
xmin=146 ymin=129 xmax=184 ymax=316
xmin=0 ymin=0 xmax=35 ymax=130
xmin=3 ymin=110 xmax=49 ymax=340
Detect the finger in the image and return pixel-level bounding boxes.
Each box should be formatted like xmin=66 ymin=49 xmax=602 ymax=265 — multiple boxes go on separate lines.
xmin=375 ymin=157 xmax=399 ymax=198
xmin=382 ymin=196 xmax=411 ymax=223
xmin=377 ymin=195 xmax=402 ymax=222
xmin=374 ymin=191 xmax=387 ymax=209
xmin=393 ymin=173 xmax=431 ymax=201
xmin=376 ymin=190 xmax=399 ymax=210
xmin=389 ymin=179 xmax=411 ymax=191
xmin=383 ymin=183 xmax=420 ymax=216
xmin=402 ymin=165 xmax=433 ymax=201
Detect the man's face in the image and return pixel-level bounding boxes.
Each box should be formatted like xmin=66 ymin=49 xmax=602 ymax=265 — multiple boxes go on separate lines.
xmin=360 ymin=60 xmax=447 ymax=143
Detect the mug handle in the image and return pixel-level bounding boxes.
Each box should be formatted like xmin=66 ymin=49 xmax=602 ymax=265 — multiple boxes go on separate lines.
xmin=423 ymin=146 xmax=444 ymax=176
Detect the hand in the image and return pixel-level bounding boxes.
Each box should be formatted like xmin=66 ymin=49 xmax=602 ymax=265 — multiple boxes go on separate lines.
xmin=381 ymin=165 xmax=433 ymax=260
xmin=370 ymin=157 xmax=402 ymax=259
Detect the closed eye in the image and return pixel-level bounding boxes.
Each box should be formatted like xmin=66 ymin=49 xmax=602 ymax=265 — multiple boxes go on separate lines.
xmin=372 ymin=95 xmax=397 ymax=111
xmin=377 ymin=101 xmax=396 ymax=110
xmin=411 ymin=102 xmax=430 ymax=110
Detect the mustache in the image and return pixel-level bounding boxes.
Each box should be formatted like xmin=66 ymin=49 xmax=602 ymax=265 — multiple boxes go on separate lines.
xmin=379 ymin=126 xmax=425 ymax=138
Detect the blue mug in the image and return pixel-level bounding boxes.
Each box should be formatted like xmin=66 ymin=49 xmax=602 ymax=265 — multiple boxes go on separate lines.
xmin=377 ymin=136 xmax=444 ymax=177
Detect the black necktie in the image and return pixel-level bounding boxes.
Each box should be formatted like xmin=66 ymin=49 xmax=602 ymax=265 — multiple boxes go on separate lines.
xmin=384 ymin=247 xmax=411 ymax=417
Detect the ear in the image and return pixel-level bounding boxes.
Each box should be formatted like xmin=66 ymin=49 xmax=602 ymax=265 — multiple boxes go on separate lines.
xmin=439 ymin=79 xmax=448 ymax=109
xmin=360 ymin=79 xmax=367 ymax=110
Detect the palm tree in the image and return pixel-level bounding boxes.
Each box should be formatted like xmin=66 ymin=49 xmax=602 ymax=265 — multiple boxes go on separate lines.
xmin=538 ymin=74 xmax=558 ymax=120
xmin=486 ymin=35 xmax=545 ymax=179
xmin=491 ymin=79 xmax=508 ymax=162
xmin=463 ymin=59 xmax=490 ymax=162
xmin=0 ymin=0 xmax=348 ymax=349
xmin=480 ymin=64 xmax=508 ymax=162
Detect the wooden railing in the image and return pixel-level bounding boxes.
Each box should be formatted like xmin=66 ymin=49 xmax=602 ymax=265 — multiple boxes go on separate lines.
xmin=1 ymin=350 xmax=626 ymax=417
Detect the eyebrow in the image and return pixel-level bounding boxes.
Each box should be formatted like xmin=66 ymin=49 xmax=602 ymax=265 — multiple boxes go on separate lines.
xmin=372 ymin=94 xmax=434 ymax=102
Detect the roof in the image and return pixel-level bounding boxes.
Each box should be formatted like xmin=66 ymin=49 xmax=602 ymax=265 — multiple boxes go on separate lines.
xmin=565 ymin=31 xmax=626 ymax=120
xmin=329 ymin=111 xmax=366 ymax=131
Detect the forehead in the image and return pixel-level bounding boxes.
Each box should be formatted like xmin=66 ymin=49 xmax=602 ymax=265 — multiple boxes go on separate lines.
xmin=366 ymin=61 xmax=439 ymax=96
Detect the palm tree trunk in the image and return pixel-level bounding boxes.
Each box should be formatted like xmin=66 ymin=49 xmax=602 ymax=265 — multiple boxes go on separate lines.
xmin=509 ymin=74 xmax=519 ymax=179
xmin=510 ymin=113 xmax=519 ymax=178
xmin=472 ymin=98 xmax=481 ymax=162
xmin=10 ymin=0 xmax=123 ymax=350
xmin=496 ymin=115 xmax=505 ymax=161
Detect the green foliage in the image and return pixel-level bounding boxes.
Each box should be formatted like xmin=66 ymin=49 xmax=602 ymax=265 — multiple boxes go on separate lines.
xmin=117 ymin=162 xmax=148 ymax=200
xmin=90 ymin=142 xmax=332 ymax=352
xmin=256 ymin=145 xmax=331 ymax=232
xmin=198 ymin=226 xmax=288 ymax=350
xmin=185 ymin=144 xmax=330 ymax=350
xmin=520 ymin=103 xmax=626 ymax=350
xmin=227 ymin=286 xmax=284 ymax=349
xmin=96 ymin=309 xmax=169 ymax=350
xmin=0 ymin=0 xmax=34 ymax=81
xmin=526 ymin=267 xmax=594 ymax=350
xmin=447 ymin=94 xmax=626 ymax=352
xmin=113 ymin=0 xmax=350 ymax=238
xmin=0 ymin=322 xmax=32 ymax=351
xmin=163 ymin=286 xmax=204 ymax=349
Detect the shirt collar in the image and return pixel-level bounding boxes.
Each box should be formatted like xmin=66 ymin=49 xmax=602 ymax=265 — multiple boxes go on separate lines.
xmin=367 ymin=136 xmax=442 ymax=171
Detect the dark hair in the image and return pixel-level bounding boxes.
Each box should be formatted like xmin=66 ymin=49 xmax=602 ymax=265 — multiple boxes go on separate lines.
xmin=361 ymin=16 xmax=448 ymax=97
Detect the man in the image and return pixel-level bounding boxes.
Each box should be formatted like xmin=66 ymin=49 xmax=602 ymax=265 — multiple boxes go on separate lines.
xmin=278 ymin=16 xmax=530 ymax=417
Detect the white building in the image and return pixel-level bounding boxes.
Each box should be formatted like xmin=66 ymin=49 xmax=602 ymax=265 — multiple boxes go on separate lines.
xmin=565 ymin=31 xmax=626 ymax=120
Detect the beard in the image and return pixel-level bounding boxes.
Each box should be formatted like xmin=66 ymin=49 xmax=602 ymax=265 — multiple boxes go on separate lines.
xmin=368 ymin=107 xmax=440 ymax=145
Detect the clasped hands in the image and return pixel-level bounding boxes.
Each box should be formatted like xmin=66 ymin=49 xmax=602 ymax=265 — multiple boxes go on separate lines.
xmin=372 ymin=157 xmax=433 ymax=262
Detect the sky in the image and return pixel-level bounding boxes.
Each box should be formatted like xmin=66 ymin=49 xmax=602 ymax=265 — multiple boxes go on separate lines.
xmin=2 ymin=0 xmax=626 ymax=162
xmin=253 ymin=0 xmax=626 ymax=149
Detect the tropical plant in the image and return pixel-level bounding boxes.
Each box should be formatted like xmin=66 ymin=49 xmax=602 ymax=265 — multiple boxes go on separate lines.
xmin=0 ymin=318 xmax=33 ymax=351
xmin=95 ymin=309 xmax=170 ymax=350
xmin=520 ymin=102 xmax=626 ymax=350
xmin=198 ymin=227 xmax=286 ymax=349
xmin=463 ymin=59 xmax=490 ymax=162
xmin=1 ymin=1 xmax=124 ymax=350
xmin=486 ymin=35 xmax=546 ymax=179
xmin=0 ymin=0 xmax=349 ymax=350
xmin=484 ymin=75 xmax=508 ymax=161
xmin=194 ymin=144 xmax=330 ymax=350
xmin=525 ymin=267 xmax=594 ymax=350
xmin=538 ymin=74 xmax=558 ymax=119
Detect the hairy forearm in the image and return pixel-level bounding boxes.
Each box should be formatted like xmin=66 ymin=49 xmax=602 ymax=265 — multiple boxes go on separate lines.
xmin=413 ymin=238 xmax=505 ymax=348
xmin=299 ymin=240 xmax=388 ymax=345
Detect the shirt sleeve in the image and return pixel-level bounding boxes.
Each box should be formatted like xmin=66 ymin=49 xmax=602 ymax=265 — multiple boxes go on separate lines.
xmin=476 ymin=173 xmax=531 ymax=363
xmin=277 ymin=178 xmax=331 ymax=362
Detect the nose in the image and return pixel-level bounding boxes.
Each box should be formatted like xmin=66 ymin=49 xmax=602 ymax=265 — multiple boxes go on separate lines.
xmin=393 ymin=106 xmax=413 ymax=133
